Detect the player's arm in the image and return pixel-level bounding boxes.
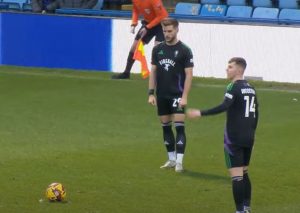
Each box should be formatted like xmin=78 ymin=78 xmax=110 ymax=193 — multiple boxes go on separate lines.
xmin=148 ymin=64 xmax=157 ymax=106
xmin=146 ymin=0 xmax=168 ymax=29
xmin=131 ymin=3 xmax=139 ymax=28
xmin=148 ymin=46 xmax=158 ymax=105
xmin=179 ymin=67 xmax=193 ymax=108
xmin=179 ymin=46 xmax=194 ymax=108
xmin=254 ymin=109 xmax=259 ymax=130
xmin=187 ymin=94 xmax=234 ymax=118
xmin=200 ymin=85 xmax=236 ymax=116
xmin=254 ymin=99 xmax=259 ymax=130
xmin=201 ymin=97 xmax=233 ymax=116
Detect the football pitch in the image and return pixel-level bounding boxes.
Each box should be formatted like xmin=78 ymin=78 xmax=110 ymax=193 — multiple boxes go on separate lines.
xmin=0 ymin=66 xmax=299 ymax=213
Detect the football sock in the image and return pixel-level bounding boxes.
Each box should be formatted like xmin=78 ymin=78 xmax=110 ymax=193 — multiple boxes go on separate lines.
xmin=232 ymin=176 xmax=244 ymax=212
xmin=124 ymin=52 xmax=135 ymax=74
xmin=243 ymin=170 xmax=251 ymax=208
xmin=168 ymin=152 xmax=176 ymax=161
xmin=162 ymin=122 xmax=175 ymax=153
xmin=176 ymin=153 xmax=184 ymax=164
xmin=174 ymin=122 xmax=186 ymax=154
xmin=244 ymin=206 xmax=251 ymax=211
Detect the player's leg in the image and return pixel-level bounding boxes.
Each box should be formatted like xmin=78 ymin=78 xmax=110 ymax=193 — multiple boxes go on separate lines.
xmin=243 ymin=166 xmax=251 ymax=213
xmin=111 ymin=37 xmax=139 ymax=79
xmin=123 ymin=39 xmax=139 ymax=77
xmin=171 ymin=96 xmax=186 ymax=172
xmin=229 ymin=167 xmax=244 ymax=213
xmin=112 ymin=22 xmax=157 ymax=79
xmin=224 ymin=146 xmax=245 ymax=213
xmin=159 ymin=115 xmax=176 ymax=168
xmin=112 ymin=25 xmax=145 ymax=79
xmin=173 ymin=113 xmax=186 ymax=172
xmin=154 ymin=23 xmax=164 ymax=46
xmin=243 ymin=147 xmax=253 ymax=213
xmin=157 ymin=97 xmax=176 ymax=168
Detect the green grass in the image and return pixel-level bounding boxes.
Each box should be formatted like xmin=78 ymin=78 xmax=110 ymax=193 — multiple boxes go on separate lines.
xmin=0 ymin=66 xmax=299 ymax=213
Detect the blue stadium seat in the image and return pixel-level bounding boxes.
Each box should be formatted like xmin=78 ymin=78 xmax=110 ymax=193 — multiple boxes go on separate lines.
xmin=279 ymin=0 xmax=299 ymax=9
xmin=252 ymin=7 xmax=279 ymax=19
xmin=0 ymin=2 xmax=9 ymax=10
xmin=252 ymin=0 xmax=273 ymax=8
xmin=279 ymin=8 xmax=300 ymax=21
xmin=175 ymin=2 xmax=201 ymax=15
xmin=22 ymin=2 xmax=32 ymax=11
xmin=2 ymin=0 xmax=27 ymax=8
xmin=226 ymin=0 xmax=247 ymax=6
xmin=0 ymin=1 xmax=22 ymax=11
xmin=226 ymin=5 xmax=252 ymax=18
xmin=56 ymin=8 xmax=132 ymax=17
xmin=93 ymin=0 xmax=103 ymax=9
xmin=201 ymin=0 xmax=221 ymax=4
xmin=200 ymin=4 xmax=227 ymax=17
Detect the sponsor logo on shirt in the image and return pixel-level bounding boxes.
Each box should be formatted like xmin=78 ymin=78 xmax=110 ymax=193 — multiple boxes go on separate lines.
xmin=159 ymin=59 xmax=176 ymax=71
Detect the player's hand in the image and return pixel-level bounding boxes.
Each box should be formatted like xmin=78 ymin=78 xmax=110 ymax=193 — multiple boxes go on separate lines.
xmin=139 ymin=27 xmax=148 ymax=38
xmin=130 ymin=26 xmax=136 ymax=34
xmin=186 ymin=108 xmax=201 ymax=119
xmin=179 ymin=97 xmax=187 ymax=108
xmin=148 ymin=95 xmax=156 ymax=106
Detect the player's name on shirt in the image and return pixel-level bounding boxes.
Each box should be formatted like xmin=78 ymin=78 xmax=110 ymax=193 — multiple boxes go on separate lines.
xmin=241 ymin=88 xmax=256 ymax=95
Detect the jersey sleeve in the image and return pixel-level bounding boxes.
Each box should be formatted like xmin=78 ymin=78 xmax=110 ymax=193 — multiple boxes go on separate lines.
xmin=254 ymin=93 xmax=259 ymax=130
xmin=151 ymin=46 xmax=158 ymax=66
xmin=183 ymin=46 xmax=194 ymax=68
xmin=201 ymin=83 xmax=235 ymax=116
xmin=146 ymin=0 xmax=168 ymax=29
xmin=131 ymin=3 xmax=139 ymax=26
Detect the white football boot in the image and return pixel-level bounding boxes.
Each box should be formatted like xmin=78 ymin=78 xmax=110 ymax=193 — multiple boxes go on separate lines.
xmin=160 ymin=160 xmax=176 ymax=169
xmin=175 ymin=163 xmax=184 ymax=172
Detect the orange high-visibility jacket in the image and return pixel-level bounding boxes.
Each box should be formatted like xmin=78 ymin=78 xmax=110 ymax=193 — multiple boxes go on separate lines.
xmin=131 ymin=0 xmax=168 ymax=29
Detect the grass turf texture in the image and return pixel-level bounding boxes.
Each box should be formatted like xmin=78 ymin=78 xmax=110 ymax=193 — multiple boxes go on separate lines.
xmin=0 ymin=66 xmax=299 ymax=213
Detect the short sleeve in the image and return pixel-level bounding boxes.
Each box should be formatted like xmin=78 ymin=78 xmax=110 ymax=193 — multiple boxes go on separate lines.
xmin=151 ymin=46 xmax=158 ymax=66
xmin=183 ymin=47 xmax=194 ymax=68
xmin=224 ymin=82 xmax=236 ymax=103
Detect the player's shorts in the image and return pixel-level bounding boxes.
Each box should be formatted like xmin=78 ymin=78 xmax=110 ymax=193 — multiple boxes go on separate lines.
xmin=135 ymin=21 xmax=164 ymax=44
xmin=157 ymin=96 xmax=185 ymax=116
xmin=224 ymin=144 xmax=253 ymax=169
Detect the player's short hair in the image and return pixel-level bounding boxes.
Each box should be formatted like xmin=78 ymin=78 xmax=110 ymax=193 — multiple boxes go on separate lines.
xmin=161 ymin=18 xmax=179 ymax=28
xmin=228 ymin=57 xmax=247 ymax=70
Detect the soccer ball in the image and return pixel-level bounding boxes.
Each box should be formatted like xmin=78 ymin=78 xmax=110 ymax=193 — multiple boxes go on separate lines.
xmin=45 ymin=183 xmax=66 ymax=201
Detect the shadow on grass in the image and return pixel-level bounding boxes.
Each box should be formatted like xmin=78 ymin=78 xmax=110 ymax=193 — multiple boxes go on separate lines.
xmin=40 ymin=199 xmax=69 ymax=205
xmin=182 ymin=169 xmax=229 ymax=183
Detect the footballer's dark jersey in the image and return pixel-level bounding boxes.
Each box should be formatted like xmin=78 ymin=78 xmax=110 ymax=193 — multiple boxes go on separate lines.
xmin=151 ymin=41 xmax=194 ymax=98
xmin=201 ymin=80 xmax=259 ymax=147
